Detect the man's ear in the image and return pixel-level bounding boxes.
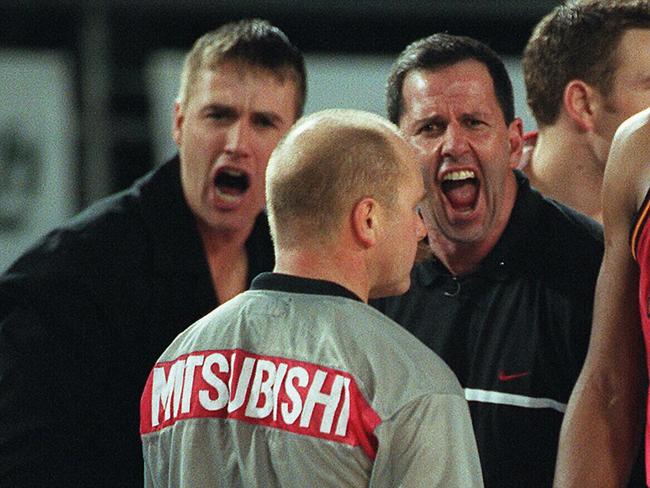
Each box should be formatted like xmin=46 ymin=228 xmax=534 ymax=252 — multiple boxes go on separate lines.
xmin=351 ymin=197 xmax=379 ymax=248
xmin=563 ymin=80 xmax=598 ymax=132
xmin=507 ymin=117 xmax=524 ymax=169
xmin=172 ymin=100 xmax=184 ymax=146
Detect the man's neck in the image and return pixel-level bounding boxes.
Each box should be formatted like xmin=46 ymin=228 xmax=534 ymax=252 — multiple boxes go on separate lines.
xmin=274 ymin=247 xmax=369 ymax=303
xmin=524 ymin=127 xmax=603 ymax=222
xmin=429 ymin=235 xmax=498 ymax=276
xmin=198 ymin=219 xmax=253 ymax=256
xmin=197 ymin=219 xmax=256 ymax=304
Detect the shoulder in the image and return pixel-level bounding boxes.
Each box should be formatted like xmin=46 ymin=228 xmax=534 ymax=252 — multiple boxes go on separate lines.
xmin=519 ymin=175 xmax=604 ymax=276
xmin=614 ymin=108 xmax=650 ymax=148
xmin=255 ymin=291 xmax=462 ymax=395
xmin=536 ymin=196 xmax=603 ymax=251
xmin=533 ymin=199 xmax=603 ymax=295
xmin=0 ymin=161 xmax=177 ymax=294
xmin=607 ymin=109 xmax=650 ymax=212
xmin=341 ymin=299 xmax=464 ymax=395
xmin=609 ymin=109 xmax=650 ymax=180
xmin=7 ymin=185 xmax=143 ymax=274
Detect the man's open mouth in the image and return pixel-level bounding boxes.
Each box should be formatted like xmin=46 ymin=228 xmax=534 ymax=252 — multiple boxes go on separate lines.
xmin=214 ymin=168 xmax=250 ymax=201
xmin=441 ymin=170 xmax=479 ymax=211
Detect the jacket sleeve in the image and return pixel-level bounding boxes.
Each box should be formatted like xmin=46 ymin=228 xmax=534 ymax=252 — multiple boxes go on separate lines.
xmin=369 ymin=393 xmax=484 ymax=487
xmin=0 ymin=303 xmax=79 ymax=486
xmin=0 ymin=285 xmax=108 ymax=487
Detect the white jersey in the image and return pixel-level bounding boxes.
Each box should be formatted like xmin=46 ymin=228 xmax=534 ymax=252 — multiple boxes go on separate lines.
xmin=140 ymin=273 xmax=483 ymax=487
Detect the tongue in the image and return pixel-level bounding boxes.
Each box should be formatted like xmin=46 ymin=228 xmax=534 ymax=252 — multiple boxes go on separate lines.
xmin=444 ymin=180 xmax=478 ymax=210
xmin=217 ymin=184 xmax=243 ymax=196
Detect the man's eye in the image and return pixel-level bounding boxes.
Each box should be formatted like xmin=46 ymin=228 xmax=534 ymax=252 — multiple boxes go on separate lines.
xmin=208 ymin=111 xmax=229 ymax=120
xmin=417 ymin=122 xmax=442 ymax=136
xmin=255 ymin=116 xmax=276 ymax=128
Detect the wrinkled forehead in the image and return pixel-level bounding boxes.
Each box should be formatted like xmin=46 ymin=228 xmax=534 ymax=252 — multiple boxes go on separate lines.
xmin=400 ymin=63 xmax=500 ymax=119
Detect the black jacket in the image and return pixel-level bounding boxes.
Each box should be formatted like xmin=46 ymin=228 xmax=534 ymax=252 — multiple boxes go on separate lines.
xmin=0 ymin=156 xmax=274 ymax=487
xmin=372 ymin=172 xmax=604 ymax=487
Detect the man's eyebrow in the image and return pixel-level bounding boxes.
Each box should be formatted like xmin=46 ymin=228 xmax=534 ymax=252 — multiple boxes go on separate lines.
xmin=200 ymin=103 xmax=237 ymax=115
xmin=461 ymin=110 xmax=490 ymax=120
xmin=414 ymin=114 xmax=445 ymax=125
xmin=198 ymin=104 xmax=287 ymax=125
xmin=254 ymin=110 xmax=285 ymax=124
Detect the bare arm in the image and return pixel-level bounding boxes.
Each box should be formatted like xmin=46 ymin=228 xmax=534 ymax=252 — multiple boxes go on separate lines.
xmin=554 ymin=110 xmax=650 ymax=487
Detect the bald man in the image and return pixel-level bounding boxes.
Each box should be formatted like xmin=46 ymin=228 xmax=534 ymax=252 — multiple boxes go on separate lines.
xmin=139 ymin=109 xmax=484 ymax=487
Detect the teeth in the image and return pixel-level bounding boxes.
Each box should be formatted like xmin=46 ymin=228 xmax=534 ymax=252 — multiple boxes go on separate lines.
xmin=443 ymin=170 xmax=475 ymax=181
xmin=223 ymin=169 xmax=245 ymax=177
xmin=215 ymin=188 xmax=243 ymax=202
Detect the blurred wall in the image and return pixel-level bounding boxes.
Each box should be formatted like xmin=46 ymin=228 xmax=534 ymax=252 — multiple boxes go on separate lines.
xmin=0 ymin=51 xmax=77 ymax=271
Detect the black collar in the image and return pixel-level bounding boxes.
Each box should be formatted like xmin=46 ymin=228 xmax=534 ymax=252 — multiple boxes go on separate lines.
xmin=138 ymin=156 xmax=207 ymax=273
xmin=251 ymin=272 xmax=363 ymax=302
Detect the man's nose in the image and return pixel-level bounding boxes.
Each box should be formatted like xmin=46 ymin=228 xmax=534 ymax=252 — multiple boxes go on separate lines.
xmin=440 ymin=121 xmax=468 ymax=158
xmin=224 ymin=120 xmax=252 ymax=156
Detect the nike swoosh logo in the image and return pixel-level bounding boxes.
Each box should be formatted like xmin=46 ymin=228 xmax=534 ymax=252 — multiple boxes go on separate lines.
xmin=498 ymin=370 xmax=530 ymax=381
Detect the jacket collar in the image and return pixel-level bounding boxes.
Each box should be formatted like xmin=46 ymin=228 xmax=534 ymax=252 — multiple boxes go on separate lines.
xmin=137 ymin=156 xmax=208 ymax=274
xmin=251 ymin=272 xmax=363 ymax=302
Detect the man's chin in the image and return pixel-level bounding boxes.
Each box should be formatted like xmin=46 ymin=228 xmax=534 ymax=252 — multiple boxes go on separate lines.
xmin=438 ymin=219 xmax=488 ymax=245
xmin=197 ymin=210 xmax=259 ymax=237
xmin=369 ymin=279 xmax=410 ymax=300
